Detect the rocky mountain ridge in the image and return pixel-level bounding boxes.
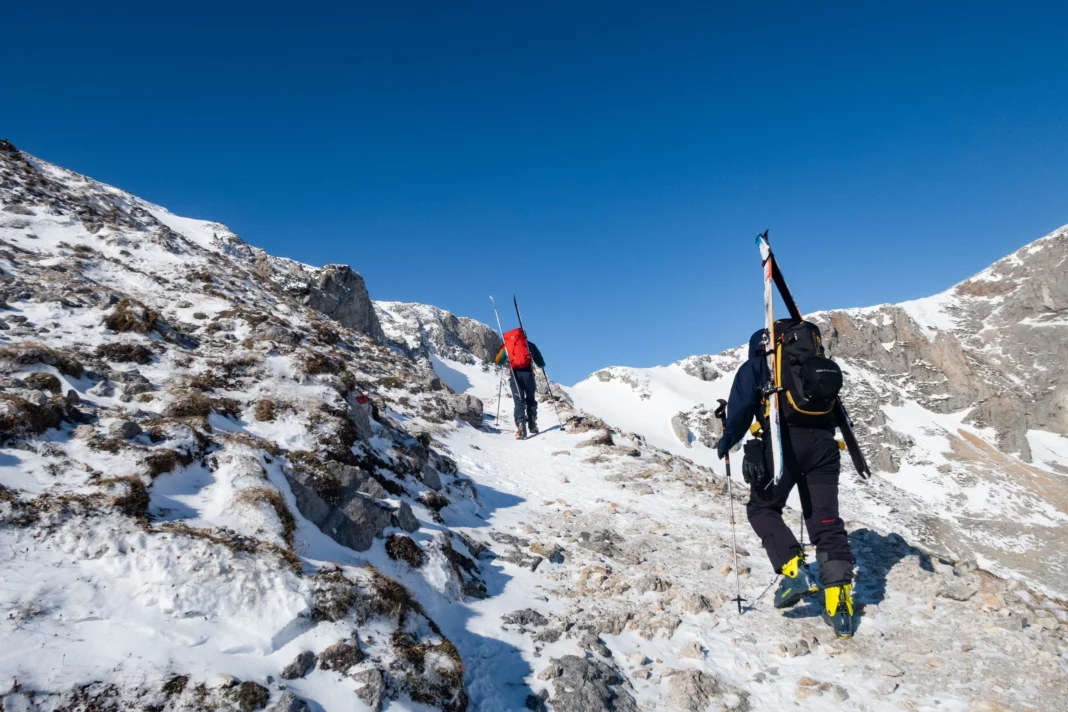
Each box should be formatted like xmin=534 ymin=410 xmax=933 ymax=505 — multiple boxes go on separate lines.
xmin=2 ymin=142 xmax=1066 ymax=712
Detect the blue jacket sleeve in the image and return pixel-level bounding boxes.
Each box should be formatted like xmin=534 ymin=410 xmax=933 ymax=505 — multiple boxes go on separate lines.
xmin=719 ymin=359 xmax=764 ymax=455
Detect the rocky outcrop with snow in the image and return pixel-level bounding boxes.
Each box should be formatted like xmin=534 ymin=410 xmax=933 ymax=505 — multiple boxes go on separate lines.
xmin=375 ymin=301 xmax=501 ymax=365
xmin=0 ymin=140 xmax=476 ymax=711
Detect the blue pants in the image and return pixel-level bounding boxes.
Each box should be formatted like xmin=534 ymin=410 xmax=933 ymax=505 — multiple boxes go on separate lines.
xmin=509 ymin=367 xmax=537 ymax=426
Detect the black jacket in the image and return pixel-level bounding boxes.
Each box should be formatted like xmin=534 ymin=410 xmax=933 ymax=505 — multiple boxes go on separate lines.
xmin=718 ymin=329 xmax=770 ymax=456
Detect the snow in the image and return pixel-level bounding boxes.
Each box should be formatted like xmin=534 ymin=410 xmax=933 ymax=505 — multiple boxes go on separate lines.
xmin=899 ymin=292 xmax=959 ymax=334
xmin=568 ymin=363 xmax=728 ymax=467
xmin=1028 ymin=430 xmax=1068 ymax=475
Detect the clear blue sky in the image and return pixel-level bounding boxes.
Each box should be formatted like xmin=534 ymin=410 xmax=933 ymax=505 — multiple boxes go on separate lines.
xmin=6 ymin=2 xmax=1067 ymax=384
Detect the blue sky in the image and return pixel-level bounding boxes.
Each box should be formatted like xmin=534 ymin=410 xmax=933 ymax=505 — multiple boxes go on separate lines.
xmin=6 ymin=2 xmax=1067 ymax=383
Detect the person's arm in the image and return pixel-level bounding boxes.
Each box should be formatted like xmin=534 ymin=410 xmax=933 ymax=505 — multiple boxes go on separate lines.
xmin=717 ymin=360 xmax=761 ymax=457
xmin=495 ymin=346 xmax=509 ymax=367
xmin=529 ymin=342 xmax=545 ymax=368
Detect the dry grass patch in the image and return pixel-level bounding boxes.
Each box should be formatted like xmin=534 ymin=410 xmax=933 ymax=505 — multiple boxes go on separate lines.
xmin=22 ymin=372 xmax=62 ymax=394
xmin=96 ymin=342 xmax=154 ymax=365
xmin=165 ymin=391 xmax=212 ymax=418
xmin=253 ymin=399 xmax=276 ymax=422
xmin=386 ymin=534 xmax=426 ymax=568
xmin=0 ymin=342 xmax=84 ymax=377
xmin=0 ymin=393 xmax=64 ymax=442
xmin=97 ymin=476 xmax=151 ymax=522
xmin=104 ymin=298 xmax=159 ymax=334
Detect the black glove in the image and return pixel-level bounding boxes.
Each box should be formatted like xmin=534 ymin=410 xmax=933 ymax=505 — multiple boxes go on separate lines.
xmin=716 ymin=437 xmax=731 ymax=460
xmin=742 ymin=438 xmax=768 ymax=488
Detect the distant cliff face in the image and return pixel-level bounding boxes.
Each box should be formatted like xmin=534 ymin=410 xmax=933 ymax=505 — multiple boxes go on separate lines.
xmin=375 ymin=301 xmax=502 ymax=365
xmin=812 ymin=226 xmax=1068 ymax=467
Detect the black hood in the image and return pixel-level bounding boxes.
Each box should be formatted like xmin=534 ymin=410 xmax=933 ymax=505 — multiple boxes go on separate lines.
xmin=748 ymin=329 xmax=768 ymax=359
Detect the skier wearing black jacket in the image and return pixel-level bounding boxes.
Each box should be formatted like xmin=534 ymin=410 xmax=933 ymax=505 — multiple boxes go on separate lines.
xmin=717 ymin=328 xmax=855 ymax=638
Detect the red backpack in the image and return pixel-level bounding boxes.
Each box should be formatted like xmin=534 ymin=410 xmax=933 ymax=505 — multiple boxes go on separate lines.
xmin=503 ymin=328 xmax=533 ymax=369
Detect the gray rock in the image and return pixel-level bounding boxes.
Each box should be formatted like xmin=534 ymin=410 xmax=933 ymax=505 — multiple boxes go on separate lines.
xmin=579 ymin=632 xmax=612 ymax=658
xmin=374 ymin=301 xmax=503 ymax=364
xmin=72 ymin=424 xmax=96 ymax=440
xmin=108 ymin=420 xmax=142 ymax=440
xmin=2 ymin=203 xmax=35 ymax=216
xmin=444 ymin=394 xmax=484 ymax=428
xmin=301 ymin=265 xmax=384 ymax=340
xmin=578 ymin=529 xmax=627 ymax=560
xmin=280 ymin=650 xmax=316 ymax=680
xmin=503 ymin=609 xmax=549 ymax=627
xmin=538 ymin=656 xmax=637 ymax=712
xmin=670 ymin=414 xmax=692 ymax=448
xmin=419 ymin=463 xmax=442 ymax=491
xmin=352 ymin=668 xmax=386 ymax=712
xmin=678 ymin=355 xmax=723 ymax=382
xmin=116 ymin=371 xmax=153 ymax=401
xmin=254 ymin=323 xmax=302 ymax=345
xmin=525 ymin=690 xmax=549 ymax=712
xmin=323 ymin=461 xmax=389 ymax=500
xmin=87 ymin=379 xmax=114 ymax=398
xmin=284 ymin=467 xmax=392 ymax=552
xmin=395 ymin=501 xmax=420 ymax=532
xmin=318 ymin=640 xmax=363 ymax=673
xmin=876 ymin=679 xmax=899 ymax=696
xmin=592 ymin=612 xmax=633 ymax=636
xmin=937 ymin=579 xmax=979 ymax=602
xmin=633 ymin=575 xmax=671 ymax=594
xmin=667 ymin=670 xmax=747 ymax=712
xmin=270 ymin=692 xmax=309 ymax=712
xmin=345 ymin=393 xmax=374 ymax=442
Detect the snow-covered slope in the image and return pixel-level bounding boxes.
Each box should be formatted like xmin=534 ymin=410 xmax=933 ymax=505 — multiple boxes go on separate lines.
xmin=572 ymin=226 xmax=1068 ymax=599
xmin=2 ymin=141 xmax=1066 ymax=712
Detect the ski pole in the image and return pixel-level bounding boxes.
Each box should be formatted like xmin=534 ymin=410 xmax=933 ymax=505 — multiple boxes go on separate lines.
xmin=493 ymin=368 xmax=505 ymax=424
xmin=714 ymin=398 xmax=746 ymax=615
xmin=490 ymin=296 xmax=524 ymax=428
xmin=513 ymin=294 xmax=563 ymax=424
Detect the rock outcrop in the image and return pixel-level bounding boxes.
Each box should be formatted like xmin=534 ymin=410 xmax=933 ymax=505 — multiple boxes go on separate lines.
xmin=301 ymin=265 xmax=385 ymax=341
xmin=376 ymin=300 xmax=502 ymax=364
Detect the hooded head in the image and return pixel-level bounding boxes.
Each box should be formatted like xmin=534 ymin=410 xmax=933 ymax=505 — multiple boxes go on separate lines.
xmin=748 ymin=329 xmax=769 ymax=359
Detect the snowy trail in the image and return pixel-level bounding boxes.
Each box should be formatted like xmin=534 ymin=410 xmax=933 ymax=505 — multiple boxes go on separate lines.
xmin=418 ymin=358 xmax=1067 ymax=711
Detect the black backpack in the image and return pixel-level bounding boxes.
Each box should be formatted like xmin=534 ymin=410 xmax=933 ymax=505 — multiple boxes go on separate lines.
xmin=772 ymin=319 xmax=842 ymax=426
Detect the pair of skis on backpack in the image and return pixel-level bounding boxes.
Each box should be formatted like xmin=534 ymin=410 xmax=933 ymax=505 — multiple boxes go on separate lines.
xmin=757 ymin=231 xmax=872 ymax=483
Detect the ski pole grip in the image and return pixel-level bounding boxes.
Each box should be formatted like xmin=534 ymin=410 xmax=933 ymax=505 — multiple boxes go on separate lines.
xmin=714 ymin=398 xmax=727 ymax=423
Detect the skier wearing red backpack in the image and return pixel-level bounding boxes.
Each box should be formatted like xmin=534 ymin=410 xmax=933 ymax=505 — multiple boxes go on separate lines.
xmin=495 ymin=327 xmax=545 ymax=439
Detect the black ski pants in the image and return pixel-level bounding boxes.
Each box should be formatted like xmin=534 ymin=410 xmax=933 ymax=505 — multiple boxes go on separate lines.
xmin=746 ymin=426 xmax=854 ymax=587
xmin=509 ymin=366 xmax=537 ymax=426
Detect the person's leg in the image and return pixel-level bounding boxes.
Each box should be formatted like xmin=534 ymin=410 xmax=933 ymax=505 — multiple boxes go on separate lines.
xmin=523 ymin=371 xmax=538 ymax=427
xmin=746 ymin=449 xmax=799 ymax=574
xmin=798 ymin=430 xmax=853 ymax=586
xmin=508 ymin=371 xmax=525 ymax=427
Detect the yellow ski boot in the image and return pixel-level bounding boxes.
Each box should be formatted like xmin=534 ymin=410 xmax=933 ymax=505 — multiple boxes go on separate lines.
xmin=773 ymin=554 xmax=820 ymax=609
xmin=822 ymin=584 xmax=854 ymax=639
